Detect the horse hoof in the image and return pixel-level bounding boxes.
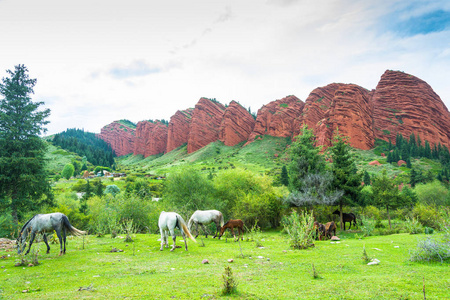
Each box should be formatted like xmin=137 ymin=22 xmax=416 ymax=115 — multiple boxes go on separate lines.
xmin=170 ymin=248 xmax=174 ymax=252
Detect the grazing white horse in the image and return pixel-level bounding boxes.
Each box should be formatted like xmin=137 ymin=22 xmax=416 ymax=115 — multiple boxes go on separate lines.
xmin=158 ymin=211 xmax=196 ymax=251
xmin=188 ymin=210 xmax=224 ymax=238
xmin=17 ymin=212 xmax=86 ymax=256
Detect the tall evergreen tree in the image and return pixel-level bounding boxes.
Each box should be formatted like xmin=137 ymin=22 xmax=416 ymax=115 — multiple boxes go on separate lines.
xmin=363 ymin=171 xmax=371 ymax=186
xmin=0 ymin=65 xmax=52 ymax=224
xmin=286 ymin=126 xmax=341 ymax=207
xmin=280 ymin=165 xmax=289 ymax=186
xmin=330 ymin=130 xmax=362 ymax=230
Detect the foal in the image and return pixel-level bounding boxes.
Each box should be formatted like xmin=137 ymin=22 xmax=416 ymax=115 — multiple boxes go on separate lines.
xmin=218 ymin=219 xmax=244 ymax=241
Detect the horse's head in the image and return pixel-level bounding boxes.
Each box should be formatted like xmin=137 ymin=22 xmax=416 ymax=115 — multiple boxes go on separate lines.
xmin=332 ymin=210 xmax=340 ymax=215
xmin=218 ymin=226 xmax=226 ymax=239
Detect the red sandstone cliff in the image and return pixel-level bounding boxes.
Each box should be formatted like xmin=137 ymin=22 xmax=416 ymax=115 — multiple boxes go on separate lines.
xmin=294 ymin=84 xmax=374 ymax=149
xmin=98 ymin=70 xmax=450 ymax=157
xmin=98 ymin=121 xmax=136 ymax=156
xmin=372 ymin=70 xmax=450 ymax=148
xmin=134 ymin=120 xmax=168 ymax=157
xmin=166 ymin=109 xmax=194 ymax=153
xmin=187 ymin=98 xmax=226 ymax=153
xmin=247 ymin=95 xmax=305 ymax=144
xmin=219 ymin=101 xmax=256 ymax=146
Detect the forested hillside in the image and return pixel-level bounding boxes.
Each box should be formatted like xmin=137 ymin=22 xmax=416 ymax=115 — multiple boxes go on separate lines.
xmin=51 ymin=128 xmax=115 ymax=167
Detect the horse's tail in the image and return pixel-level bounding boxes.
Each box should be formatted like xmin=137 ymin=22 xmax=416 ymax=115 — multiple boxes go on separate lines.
xmin=177 ymin=215 xmax=196 ymax=243
xmin=62 ymin=215 xmax=86 ymax=236
xmin=187 ymin=216 xmax=194 ymax=232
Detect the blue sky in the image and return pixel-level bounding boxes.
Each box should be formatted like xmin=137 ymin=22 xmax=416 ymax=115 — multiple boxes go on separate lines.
xmin=0 ymin=0 xmax=449 ymax=135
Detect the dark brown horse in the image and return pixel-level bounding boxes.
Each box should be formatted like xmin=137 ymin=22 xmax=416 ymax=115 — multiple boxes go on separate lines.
xmin=218 ymin=219 xmax=244 ymax=241
xmin=324 ymin=221 xmax=336 ymax=239
xmin=313 ymin=221 xmax=325 ymax=241
xmin=333 ymin=210 xmax=357 ymax=230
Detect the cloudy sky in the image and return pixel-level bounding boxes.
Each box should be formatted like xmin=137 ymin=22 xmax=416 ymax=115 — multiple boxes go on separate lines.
xmin=1 ymin=0 xmax=449 ymax=136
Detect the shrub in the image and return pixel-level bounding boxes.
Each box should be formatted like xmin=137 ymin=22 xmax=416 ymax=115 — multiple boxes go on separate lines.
xmin=412 ymin=204 xmax=442 ymax=229
xmin=221 ymin=266 xmax=238 ymax=295
xmin=360 ymin=216 xmax=375 ymax=237
xmin=410 ymin=237 xmax=450 ymax=263
xmin=0 ymin=211 xmax=17 ymax=238
xmin=104 ymin=184 xmax=120 ymax=197
xmin=404 ymin=217 xmax=424 ymax=234
xmin=414 ymin=180 xmax=450 ymax=206
xmin=281 ymin=209 xmax=315 ymax=249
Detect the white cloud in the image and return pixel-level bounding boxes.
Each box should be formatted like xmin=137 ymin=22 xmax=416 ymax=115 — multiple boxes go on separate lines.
xmin=0 ymin=0 xmax=448 ymax=136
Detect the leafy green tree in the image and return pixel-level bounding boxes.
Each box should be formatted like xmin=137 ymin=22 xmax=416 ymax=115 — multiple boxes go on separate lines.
xmin=92 ymin=179 xmax=106 ymax=197
xmin=105 ymin=184 xmax=120 ymax=197
xmin=329 ymin=131 xmax=362 ymax=230
xmin=62 ymin=163 xmax=75 ymax=180
xmin=0 ymin=65 xmax=52 ymax=223
xmin=164 ymin=167 xmax=215 ymax=215
xmin=372 ymin=169 xmax=403 ymax=229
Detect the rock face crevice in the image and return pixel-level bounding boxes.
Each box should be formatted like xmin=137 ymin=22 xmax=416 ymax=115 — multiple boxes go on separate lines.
xmin=98 ymin=70 xmax=450 ymax=157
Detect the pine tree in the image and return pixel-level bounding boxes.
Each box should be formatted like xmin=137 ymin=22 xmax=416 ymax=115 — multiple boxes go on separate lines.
xmin=363 ymin=171 xmax=371 ymax=186
xmin=0 ymin=65 xmax=52 ymax=224
xmin=330 ymin=130 xmax=362 ymax=230
xmin=280 ymin=165 xmax=289 ymax=186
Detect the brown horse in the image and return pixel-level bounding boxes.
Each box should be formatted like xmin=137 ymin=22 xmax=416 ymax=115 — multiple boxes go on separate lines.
xmin=218 ymin=219 xmax=244 ymax=241
xmin=333 ymin=210 xmax=357 ymax=230
xmin=313 ymin=221 xmax=325 ymax=241
xmin=324 ymin=221 xmax=336 ymax=239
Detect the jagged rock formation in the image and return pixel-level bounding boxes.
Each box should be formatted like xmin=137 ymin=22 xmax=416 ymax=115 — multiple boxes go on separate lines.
xmin=133 ymin=120 xmax=168 ymax=157
xmin=247 ymin=95 xmax=304 ymax=144
xmin=166 ymin=109 xmax=194 ymax=153
xmin=98 ymin=121 xmax=135 ymax=157
xmin=187 ymin=98 xmax=226 ymax=153
xmin=372 ymin=70 xmax=450 ymax=148
xmin=97 ymin=70 xmax=450 ymax=157
xmin=219 ymin=101 xmax=256 ymax=146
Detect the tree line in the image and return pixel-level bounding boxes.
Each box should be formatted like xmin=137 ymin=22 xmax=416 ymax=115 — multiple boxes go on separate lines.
xmin=52 ymin=128 xmax=116 ymax=168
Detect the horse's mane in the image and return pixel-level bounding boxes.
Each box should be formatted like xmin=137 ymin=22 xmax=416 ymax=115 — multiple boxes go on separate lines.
xmin=19 ymin=215 xmax=37 ymax=234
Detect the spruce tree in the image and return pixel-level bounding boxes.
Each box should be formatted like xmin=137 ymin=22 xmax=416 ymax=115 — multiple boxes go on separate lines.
xmin=330 ymin=130 xmax=362 ymax=230
xmin=0 ymin=65 xmax=52 ymax=224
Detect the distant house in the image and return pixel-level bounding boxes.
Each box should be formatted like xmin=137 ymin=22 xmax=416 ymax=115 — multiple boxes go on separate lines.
xmin=113 ymin=173 xmax=127 ymax=178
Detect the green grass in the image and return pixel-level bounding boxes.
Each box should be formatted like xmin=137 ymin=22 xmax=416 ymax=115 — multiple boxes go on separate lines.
xmin=44 ymin=144 xmax=82 ymax=176
xmin=1 ymin=232 xmax=448 ymax=299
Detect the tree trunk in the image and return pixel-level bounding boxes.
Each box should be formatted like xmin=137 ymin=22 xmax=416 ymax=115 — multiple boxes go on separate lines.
xmin=339 ymin=202 xmax=343 ymax=231
xmin=387 ymin=206 xmax=391 ymax=230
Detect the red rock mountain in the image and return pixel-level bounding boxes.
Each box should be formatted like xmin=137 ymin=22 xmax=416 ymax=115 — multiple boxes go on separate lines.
xmin=133 ymin=120 xmax=168 ymax=157
xmin=247 ymin=95 xmax=305 ymax=144
xmin=98 ymin=121 xmax=136 ymax=157
xmin=219 ymin=101 xmax=256 ymax=146
xmin=372 ymin=70 xmax=450 ymax=148
xmin=98 ymin=71 xmax=450 ymax=157
xmin=166 ymin=109 xmax=194 ymax=153
xmin=187 ymin=98 xmax=226 ymax=153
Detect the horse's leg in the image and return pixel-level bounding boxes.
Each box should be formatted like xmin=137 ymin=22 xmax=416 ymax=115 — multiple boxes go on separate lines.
xmin=169 ymin=228 xmax=176 ymax=251
xmin=213 ymin=221 xmax=220 ymax=238
xmin=194 ymin=222 xmax=199 ymax=238
xmin=160 ymin=229 xmax=166 ymax=251
xmin=231 ymin=227 xmax=237 ymax=242
xmin=43 ymin=234 xmax=51 ymax=254
xmin=200 ymin=223 xmax=208 ymax=238
xmin=62 ymin=227 xmax=67 ymax=254
xmin=55 ymin=229 xmax=64 ymax=256
xmin=25 ymin=231 xmax=36 ymax=255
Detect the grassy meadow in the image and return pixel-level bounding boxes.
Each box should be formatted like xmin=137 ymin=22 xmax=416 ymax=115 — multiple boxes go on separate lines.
xmin=1 ymin=231 xmax=449 ymax=299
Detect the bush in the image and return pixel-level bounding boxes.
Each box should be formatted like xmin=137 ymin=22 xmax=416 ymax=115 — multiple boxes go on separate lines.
xmin=414 ymin=180 xmax=450 ymax=206
xmin=410 ymin=237 xmax=450 ymax=263
xmin=404 ymin=217 xmax=424 ymax=234
xmin=360 ymin=216 xmax=375 ymax=237
xmin=281 ymin=209 xmax=315 ymax=249
xmin=412 ymin=204 xmax=442 ymax=229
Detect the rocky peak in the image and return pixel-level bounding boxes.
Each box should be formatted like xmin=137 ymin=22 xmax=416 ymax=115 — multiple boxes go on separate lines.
xmin=166 ymin=108 xmax=194 ymax=153
xmin=98 ymin=120 xmax=136 ymax=156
